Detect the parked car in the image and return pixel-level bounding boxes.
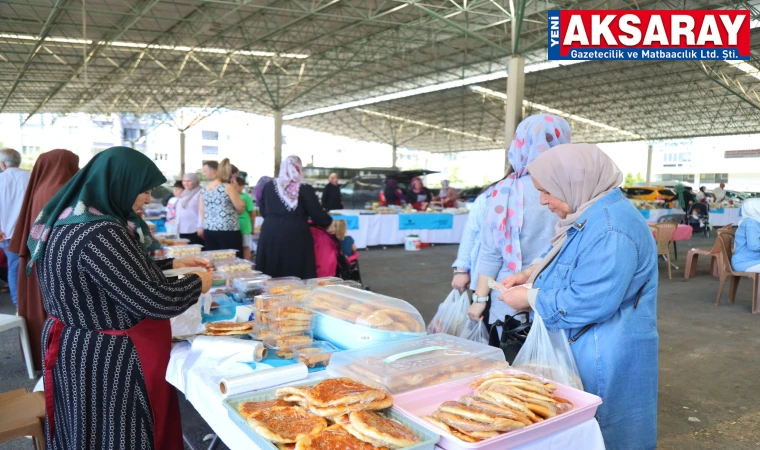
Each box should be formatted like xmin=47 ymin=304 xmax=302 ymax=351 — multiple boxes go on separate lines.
xmin=340 ymin=170 xmax=438 ymax=209
xmin=621 ymin=186 xmax=678 ymax=202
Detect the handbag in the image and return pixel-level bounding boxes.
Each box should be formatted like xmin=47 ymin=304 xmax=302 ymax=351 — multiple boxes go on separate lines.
xmin=488 ymin=311 xmax=532 ymax=365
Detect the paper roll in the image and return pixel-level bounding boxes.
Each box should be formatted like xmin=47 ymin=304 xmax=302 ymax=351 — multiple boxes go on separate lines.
xmin=191 ymin=336 xmax=267 ymax=363
xmin=219 ymin=363 xmax=309 ymax=397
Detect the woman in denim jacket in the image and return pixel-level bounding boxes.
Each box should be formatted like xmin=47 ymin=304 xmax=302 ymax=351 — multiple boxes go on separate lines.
xmin=499 ymin=144 xmax=659 ymax=450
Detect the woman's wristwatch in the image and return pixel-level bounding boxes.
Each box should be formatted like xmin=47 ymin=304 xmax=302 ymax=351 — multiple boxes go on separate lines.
xmin=472 ymin=294 xmax=489 ymax=303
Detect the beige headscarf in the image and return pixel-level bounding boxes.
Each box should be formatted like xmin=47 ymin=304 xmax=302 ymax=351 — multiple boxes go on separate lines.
xmin=526 ymin=144 xmax=623 ymax=283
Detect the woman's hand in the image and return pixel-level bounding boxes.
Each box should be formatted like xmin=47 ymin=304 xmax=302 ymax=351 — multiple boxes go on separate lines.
xmin=190 ymin=270 xmax=213 ymax=293
xmin=173 ymin=256 xmax=212 ymax=270
xmin=468 ymin=302 xmax=487 ymax=321
xmin=452 ymin=272 xmax=470 ymax=291
xmin=197 ymin=228 xmax=204 ymax=238
xmin=498 ymin=286 xmax=530 ymax=310
xmin=501 ymin=265 xmax=536 ymax=289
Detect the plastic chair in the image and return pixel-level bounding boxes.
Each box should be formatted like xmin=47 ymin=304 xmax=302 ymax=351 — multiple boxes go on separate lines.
xmin=0 ymin=389 xmax=46 ymax=450
xmin=684 ymin=225 xmax=733 ymax=280
xmin=653 ymin=223 xmax=677 ymax=279
xmin=716 ymin=233 xmax=760 ymax=314
xmin=0 ymin=315 xmax=35 ymax=379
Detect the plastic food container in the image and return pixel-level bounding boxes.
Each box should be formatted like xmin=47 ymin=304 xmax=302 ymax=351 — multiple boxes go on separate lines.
xmin=290 ymin=340 xmax=339 ymax=368
xmin=213 ymin=258 xmax=256 ymax=273
xmin=264 ymin=277 xmax=304 ymax=295
xmin=200 ymin=249 xmax=238 ymax=261
xmin=392 ymin=372 xmax=602 ymax=450
xmin=165 ymin=238 xmax=191 ymax=246
xmin=334 ymin=280 xmax=363 ymax=289
xmin=222 ymin=379 xmax=439 ymax=450
xmin=265 ymin=304 xmax=314 ymax=334
xmin=303 ymin=285 xmax=426 ymax=350
xmin=230 ymin=275 xmax=271 ymax=296
xmin=212 ymin=273 xmax=228 ymax=287
xmin=288 ymin=286 xmax=315 ymax=301
xmin=306 ymin=277 xmax=343 ymax=287
xmin=254 ymin=294 xmax=295 ymax=312
xmin=262 ymin=331 xmax=314 ymax=359
xmin=164 ymin=244 xmax=203 ymax=257
xmin=154 ymin=232 xmax=179 ymax=240
xmin=327 ymin=334 xmax=508 ymax=394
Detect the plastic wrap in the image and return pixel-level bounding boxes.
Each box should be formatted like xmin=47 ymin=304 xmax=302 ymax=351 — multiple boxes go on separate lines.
xmin=458 ymin=320 xmax=489 ymax=345
xmin=426 ymin=290 xmax=470 ymax=336
xmin=328 ymin=334 xmax=507 ymax=394
xmin=512 ymin=311 xmax=583 ymax=390
xmin=219 ymin=363 xmax=308 ymax=397
xmin=290 ymin=341 xmax=339 ymax=368
xmin=165 ymin=244 xmax=203 ymax=257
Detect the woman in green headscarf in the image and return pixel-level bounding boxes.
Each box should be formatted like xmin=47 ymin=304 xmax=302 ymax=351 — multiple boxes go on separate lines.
xmin=32 ymin=147 xmax=213 ymax=450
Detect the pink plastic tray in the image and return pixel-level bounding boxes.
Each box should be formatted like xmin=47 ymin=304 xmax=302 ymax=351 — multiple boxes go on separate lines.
xmin=392 ymin=372 xmax=602 ymax=450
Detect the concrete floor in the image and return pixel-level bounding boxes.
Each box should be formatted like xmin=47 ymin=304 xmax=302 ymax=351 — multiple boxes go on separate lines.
xmin=1 ymin=234 xmax=759 ymax=449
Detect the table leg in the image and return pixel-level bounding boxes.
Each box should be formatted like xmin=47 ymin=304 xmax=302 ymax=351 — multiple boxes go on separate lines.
xmin=183 ymin=434 xmax=200 ymax=450
xmin=674 ymin=241 xmax=678 ymax=260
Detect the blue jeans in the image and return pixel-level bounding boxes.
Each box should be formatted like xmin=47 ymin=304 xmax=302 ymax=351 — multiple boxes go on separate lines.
xmin=0 ymin=241 xmax=19 ymax=307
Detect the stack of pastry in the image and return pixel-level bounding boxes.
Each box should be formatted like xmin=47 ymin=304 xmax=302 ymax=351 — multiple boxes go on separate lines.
xmin=422 ymin=372 xmax=573 ymax=443
xmin=268 ymin=332 xmax=314 ymax=359
xmin=238 ymin=378 xmax=419 ymax=449
xmin=202 ymin=321 xmax=254 ymax=336
xmin=305 ymin=293 xmax=423 ymax=333
xmin=267 ymin=304 xmax=313 ymax=333
xmin=253 ymin=294 xmax=293 ymax=324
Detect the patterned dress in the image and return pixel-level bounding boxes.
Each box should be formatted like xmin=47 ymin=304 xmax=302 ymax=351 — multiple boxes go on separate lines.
xmin=39 ymin=221 xmax=202 ymax=449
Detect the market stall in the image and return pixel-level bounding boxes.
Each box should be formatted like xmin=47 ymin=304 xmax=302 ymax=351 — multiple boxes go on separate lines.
xmin=637 ymin=207 xmax=741 ymax=226
xmin=328 ymin=210 xmax=469 ymax=249
xmin=165 ymin=278 xmax=606 ymax=450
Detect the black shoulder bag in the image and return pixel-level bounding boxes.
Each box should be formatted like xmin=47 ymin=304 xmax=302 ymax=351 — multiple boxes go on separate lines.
xmin=488 ymin=311 xmax=532 ymax=365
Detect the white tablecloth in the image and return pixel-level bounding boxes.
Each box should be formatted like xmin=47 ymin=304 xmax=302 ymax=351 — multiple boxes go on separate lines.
xmin=167 ymin=343 xmax=605 ymax=450
xmin=339 ymin=213 xmax=468 ymax=249
xmin=710 ymin=208 xmax=741 ymax=226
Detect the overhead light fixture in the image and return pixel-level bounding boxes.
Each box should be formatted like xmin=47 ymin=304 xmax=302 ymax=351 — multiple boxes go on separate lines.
xmin=357 ymin=108 xmax=496 ymax=142
xmin=0 ymin=33 xmax=309 ymax=59
xmin=469 ymin=86 xmax=643 ymax=139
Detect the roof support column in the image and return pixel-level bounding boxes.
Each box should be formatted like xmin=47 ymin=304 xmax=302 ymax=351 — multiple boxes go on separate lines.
xmin=274 ymin=109 xmax=283 ymax=176
xmin=646 ymin=143 xmax=653 ymax=185
xmin=392 ymin=144 xmax=398 ymax=169
xmin=180 ymin=130 xmax=186 ymax=176
xmin=505 ymin=56 xmax=525 ymax=167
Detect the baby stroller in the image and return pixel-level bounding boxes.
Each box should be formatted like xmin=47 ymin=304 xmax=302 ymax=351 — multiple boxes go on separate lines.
xmin=687 ymin=202 xmax=710 ymax=237
xmin=310 ymin=224 xmax=363 ymax=286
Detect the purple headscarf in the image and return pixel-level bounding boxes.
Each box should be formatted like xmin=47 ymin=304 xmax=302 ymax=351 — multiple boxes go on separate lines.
xmin=486 ymin=114 xmax=572 ymax=272
xmin=254 ymin=176 xmax=272 ymax=206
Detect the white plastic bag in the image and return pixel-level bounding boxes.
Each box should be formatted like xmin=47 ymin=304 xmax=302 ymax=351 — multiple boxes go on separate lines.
xmin=512 ymin=309 xmax=583 ymax=390
xmin=458 ymin=319 xmax=489 ymax=345
xmin=426 ymin=289 xmax=470 ymax=336
xmin=170 ymin=293 xmax=208 ymax=337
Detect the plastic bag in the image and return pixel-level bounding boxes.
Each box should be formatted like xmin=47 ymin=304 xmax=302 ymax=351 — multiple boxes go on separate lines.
xmin=170 ymin=293 xmax=208 ymax=337
xmin=511 ymin=309 xmax=583 ymax=390
xmin=458 ymin=319 xmax=489 ymax=344
xmin=426 ymin=289 xmax=470 ymax=335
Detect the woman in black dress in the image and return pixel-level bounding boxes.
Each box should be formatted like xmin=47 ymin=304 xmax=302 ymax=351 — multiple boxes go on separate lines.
xmin=256 ymin=156 xmax=333 ymax=278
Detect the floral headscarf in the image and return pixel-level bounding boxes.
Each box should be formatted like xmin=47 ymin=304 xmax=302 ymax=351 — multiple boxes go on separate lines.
xmin=275 ymin=156 xmax=304 ymax=211
xmin=486 ymin=114 xmax=572 ymax=272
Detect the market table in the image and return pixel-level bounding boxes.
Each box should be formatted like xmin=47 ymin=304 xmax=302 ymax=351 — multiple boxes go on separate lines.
xmin=328 ymin=211 xmax=469 ymax=249
xmin=638 ymin=208 xmax=741 ymax=226
xmin=166 ymin=342 xmax=606 ymax=450
xmin=650 ymin=223 xmax=693 ymax=260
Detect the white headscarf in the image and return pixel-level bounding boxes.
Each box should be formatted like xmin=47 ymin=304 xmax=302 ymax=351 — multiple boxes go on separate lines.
xmin=275 ymin=155 xmax=304 ymax=211
xmin=526 ymin=144 xmax=623 ymax=282
xmin=179 ymin=173 xmax=201 ymax=209
xmin=740 ymin=198 xmax=760 ymax=225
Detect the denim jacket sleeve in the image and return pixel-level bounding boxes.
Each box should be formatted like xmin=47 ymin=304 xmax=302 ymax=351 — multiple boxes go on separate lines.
xmin=535 ymin=230 xmax=639 ymax=329
xmin=747 ymin=221 xmax=760 ymax=252
xmin=452 ymin=193 xmax=486 ymax=271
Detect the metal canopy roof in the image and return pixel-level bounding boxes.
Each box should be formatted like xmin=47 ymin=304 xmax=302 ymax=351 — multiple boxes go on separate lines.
xmin=2 ymin=0 xmax=760 ymax=152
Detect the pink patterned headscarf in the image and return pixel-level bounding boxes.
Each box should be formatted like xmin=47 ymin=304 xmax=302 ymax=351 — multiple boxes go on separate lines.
xmin=275 ymin=155 xmax=304 ymax=211
xmin=486 ymin=114 xmax=571 ymax=272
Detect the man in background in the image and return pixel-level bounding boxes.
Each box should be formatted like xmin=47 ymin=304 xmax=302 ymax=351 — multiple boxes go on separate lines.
xmin=202 ymin=160 xmax=218 ymax=181
xmin=0 ymin=148 xmax=31 ymax=307
xmin=321 ymin=172 xmax=343 ymax=211
xmin=713 ymin=182 xmax=727 ymax=203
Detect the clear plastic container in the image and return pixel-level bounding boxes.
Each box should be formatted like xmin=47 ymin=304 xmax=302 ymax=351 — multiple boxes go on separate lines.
xmin=212 ymin=272 xmax=228 ymax=287
xmin=265 ymin=304 xmax=314 ymax=334
xmin=306 ymin=277 xmax=343 ymax=287
xmin=264 ymin=277 xmax=304 ymax=295
xmin=154 ymin=232 xmax=179 ymax=240
xmin=334 ymin=280 xmax=363 ymax=289
xmin=213 ymin=258 xmax=256 ymax=273
xmin=290 ymin=340 xmax=339 ymax=368
xmin=304 ymin=285 xmax=425 ymax=332
xmin=254 ymin=294 xmax=295 ymax=312
xmin=164 ymin=244 xmax=203 ymax=257
xmin=262 ymin=331 xmax=314 ymax=359
xmin=165 ymin=238 xmax=191 ymax=246
xmin=200 ymin=249 xmax=238 ymax=261
xmin=287 ymin=286 xmax=315 ymax=301
xmin=327 ymin=334 xmax=509 ymax=394
xmin=231 ymin=276 xmax=272 ymax=297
